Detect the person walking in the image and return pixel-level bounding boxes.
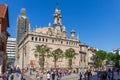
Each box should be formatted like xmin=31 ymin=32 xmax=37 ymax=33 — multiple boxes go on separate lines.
xmin=10 ymin=73 xmax=14 ymax=80
xmin=47 ymin=72 xmax=50 ymax=80
xmin=36 ymin=71 xmax=40 ymax=80
xmin=88 ymin=70 xmax=91 ymax=80
xmin=117 ymin=69 xmax=119 ymax=75
xmin=57 ymin=73 xmax=61 ymax=80
xmin=107 ymin=69 xmax=111 ymax=80
xmin=104 ymin=71 xmax=107 ymax=80
xmin=100 ymin=71 xmax=104 ymax=80
xmin=51 ymin=71 xmax=55 ymax=80
xmin=30 ymin=68 xmax=32 ymax=75
xmin=111 ymin=70 xmax=114 ymax=80
xmin=79 ymin=72 xmax=82 ymax=80
xmin=2 ymin=72 xmax=7 ymax=80
xmin=6 ymin=71 xmax=10 ymax=80
xmin=40 ymin=71 xmax=43 ymax=80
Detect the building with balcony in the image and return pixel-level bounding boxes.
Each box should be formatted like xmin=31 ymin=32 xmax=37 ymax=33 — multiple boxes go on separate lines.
xmin=0 ymin=4 xmax=9 ymax=73
xmin=87 ymin=47 xmax=95 ymax=69
xmin=79 ymin=44 xmax=88 ymax=68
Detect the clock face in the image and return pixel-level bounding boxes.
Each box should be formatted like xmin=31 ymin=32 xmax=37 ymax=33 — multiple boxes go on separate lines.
xmin=56 ymin=26 xmax=60 ymax=30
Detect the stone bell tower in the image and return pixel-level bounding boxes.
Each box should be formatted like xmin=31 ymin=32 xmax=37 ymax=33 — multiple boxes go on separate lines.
xmin=53 ymin=4 xmax=62 ymax=32
xmin=17 ymin=8 xmax=30 ymax=44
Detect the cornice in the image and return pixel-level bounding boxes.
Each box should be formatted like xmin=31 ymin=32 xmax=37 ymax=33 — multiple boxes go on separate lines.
xmin=28 ymin=32 xmax=79 ymax=42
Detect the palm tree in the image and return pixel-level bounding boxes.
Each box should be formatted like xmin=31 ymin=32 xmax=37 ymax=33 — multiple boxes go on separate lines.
xmin=33 ymin=44 xmax=51 ymax=70
xmin=64 ymin=48 xmax=78 ymax=69
xmin=49 ymin=48 xmax=63 ymax=68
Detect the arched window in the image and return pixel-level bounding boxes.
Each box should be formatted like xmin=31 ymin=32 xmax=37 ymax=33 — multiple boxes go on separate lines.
xmin=46 ymin=39 xmax=48 ymax=42
xmin=61 ymin=41 xmax=63 ymax=44
xmin=39 ymin=38 xmax=41 ymax=41
xmin=52 ymin=39 xmax=54 ymax=43
xmin=31 ymin=37 xmax=34 ymax=40
xmin=35 ymin=37 xmax=37 ymax=41
xmin=42 ymin=38 xmax=44 ymax=42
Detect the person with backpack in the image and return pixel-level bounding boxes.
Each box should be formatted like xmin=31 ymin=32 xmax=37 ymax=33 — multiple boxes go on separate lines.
xmin=6 ymin=71 xmax=10 ymax=80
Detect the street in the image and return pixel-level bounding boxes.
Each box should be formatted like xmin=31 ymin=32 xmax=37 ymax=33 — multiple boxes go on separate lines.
xmin=12 ymin=71 xmax=120 ymax=80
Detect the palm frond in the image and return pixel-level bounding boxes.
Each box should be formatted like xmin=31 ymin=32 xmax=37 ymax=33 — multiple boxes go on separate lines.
xmin=64 ymin=48 xmax=78 ymax=59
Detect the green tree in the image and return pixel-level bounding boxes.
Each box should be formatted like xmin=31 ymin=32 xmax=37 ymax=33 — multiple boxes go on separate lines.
xmin=106 ymin=52 xmax=120 ymax=67
xmin=33 ymin=44 xmax=51 ymax=70
xmin=94 ymin=50 xmax=107 ymax=67
xmin=106 ymin=52 xmax=116 ymax=61
xmin=64 ymin=48 xmax=78 ymax=69
xmin=49 ymin=48 xmax=63 ymax=68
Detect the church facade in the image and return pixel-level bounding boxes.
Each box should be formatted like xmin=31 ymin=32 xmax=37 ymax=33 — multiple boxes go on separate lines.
xmin=17 ymin=6 xmax=88 ymax=69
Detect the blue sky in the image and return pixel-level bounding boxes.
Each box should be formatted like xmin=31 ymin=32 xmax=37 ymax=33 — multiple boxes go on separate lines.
xmin=0 ymin=0 xmax=120 ymax=52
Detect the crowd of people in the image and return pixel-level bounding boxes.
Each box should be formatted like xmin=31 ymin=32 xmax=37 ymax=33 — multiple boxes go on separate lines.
xmin=0 ymin=65 xmax=27 ymax=80
xmin=79 ymin=69 xmax=92 ymax=80
xmin=35 ymin=68 xmax=72 ymax=80
xmin=0 ymin=66 xmax=119 ymax=80
xmin=34 ymin=68 xmax=94 ymax=80
xmin=78 ymin=68 xmax=120 ymax=80
xmin=96 ymin=68 xmax=120 ymax=80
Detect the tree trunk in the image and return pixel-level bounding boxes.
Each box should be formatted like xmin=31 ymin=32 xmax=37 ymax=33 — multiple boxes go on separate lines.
xmin=69 ymin=59 xmax=72 ymax=69
xmin=42 ymin=55 xmax=45 ymax=71
xmin=54 ymin=59 xmax=56 ymax=69
xmin=39 ymin=53 xmax=40 ymax=67
xmin=54 ymin=58 xmax=57 ymax=69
